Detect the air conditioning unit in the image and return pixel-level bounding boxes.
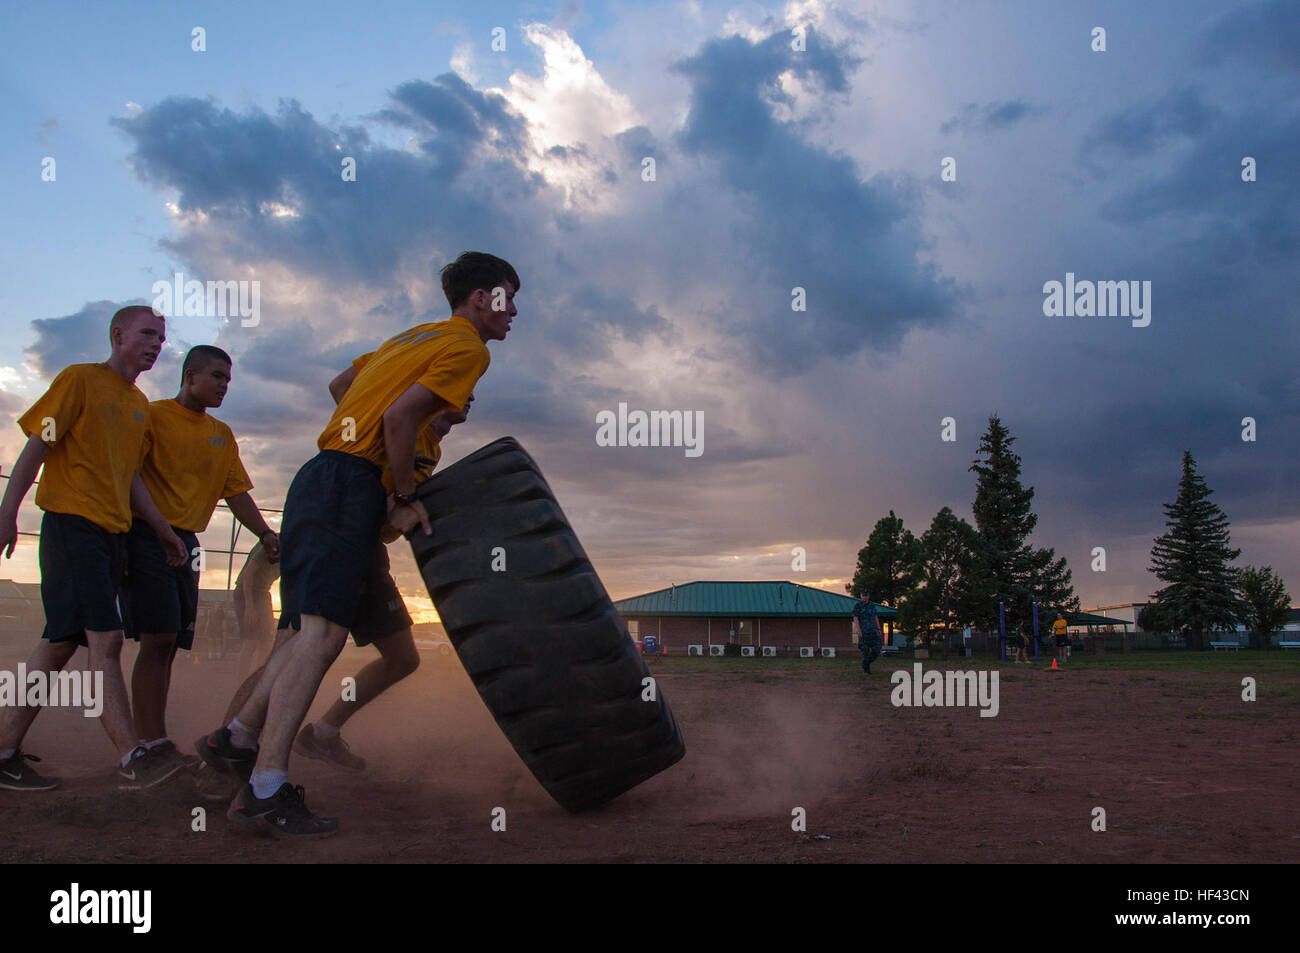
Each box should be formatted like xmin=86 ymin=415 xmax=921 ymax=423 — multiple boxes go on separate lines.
xmin=687 ymin=644 xmax=704 ymax=656
xmin=820 ymin=647 xmax=836 ymax=658
xmin=799 ymin=647 xmax=815 ymax=658
xmin=761 ymin=645 xmax=777 ymax=657
xmin=709 ymin=644 xmax=726 ymax=657
xmin=740 ymin=646 xmax=755 ymax=657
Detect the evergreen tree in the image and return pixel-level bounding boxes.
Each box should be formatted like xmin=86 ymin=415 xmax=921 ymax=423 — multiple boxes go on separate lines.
xmin=968 ymin=415 xmax=1077 ymax=632
xmin=846 ymin=509 xmax=923 ymax=610
xmin=1147 ymin=451 xmax=1242 ymax=650
xmin=1235 ymin=565 xmax=1290 ymax=649
xmin=909 ymin=507 xmax=982 ymax=656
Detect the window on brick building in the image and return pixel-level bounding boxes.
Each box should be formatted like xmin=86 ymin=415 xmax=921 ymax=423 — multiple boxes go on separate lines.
xmin=627 ymin=620 xmax=639 ymax=638
xmin=737 ymin=620 xmax=753 ymax=645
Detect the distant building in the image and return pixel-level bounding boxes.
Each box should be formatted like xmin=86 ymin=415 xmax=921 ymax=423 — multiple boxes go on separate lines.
xmin=612 ymin=580 xmax=897 ymax=654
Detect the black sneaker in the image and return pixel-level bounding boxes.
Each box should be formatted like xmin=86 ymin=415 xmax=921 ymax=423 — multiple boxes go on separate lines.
xmin=0 ymin=750 xmax=58 ymax=791
xmin=118 ymin=745 xmax=184 ymax=791
xmin=195 ymin=728 xmax=257 ymax=781
xmin=227 ymin=782 xmax=339 ymax=839
xmin=294 ymin=724 xmax=366 ymax=772
xmin=191 ymin=759 xmax=239 ymax=802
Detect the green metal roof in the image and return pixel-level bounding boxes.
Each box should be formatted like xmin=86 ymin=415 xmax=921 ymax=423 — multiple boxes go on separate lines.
xmin=612 ymin=581 xmax=897 ymax=619
xmin=1063 ymin=611 xmax=1131 ymax=627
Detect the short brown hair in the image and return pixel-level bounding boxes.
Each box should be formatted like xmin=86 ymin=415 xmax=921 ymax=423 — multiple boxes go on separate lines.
xmin=440 ymin=252 xmax=520 ymax=311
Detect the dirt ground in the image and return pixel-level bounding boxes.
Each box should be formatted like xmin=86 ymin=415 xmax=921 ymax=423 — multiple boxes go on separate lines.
xmin=1 ymin=646 xmax=1296 ymax=863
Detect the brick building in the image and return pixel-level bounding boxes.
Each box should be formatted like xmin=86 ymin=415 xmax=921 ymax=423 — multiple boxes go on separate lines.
xmin=612 ymin=580 xmax=897 ymax=655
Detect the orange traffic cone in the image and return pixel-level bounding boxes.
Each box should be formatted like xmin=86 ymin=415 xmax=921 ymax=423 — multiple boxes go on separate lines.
xmin=1050 ymin=658 xmax=1058 ymax=670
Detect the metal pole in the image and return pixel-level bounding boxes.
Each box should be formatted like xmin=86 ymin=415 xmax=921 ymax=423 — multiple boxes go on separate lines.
xmin=226 ymin=513 xmax=237 ymax=589
xmin=999 ymin=601 xmax=1006 ymax=662
xmin=1032 ymin=601 xmax=1040 ymax=664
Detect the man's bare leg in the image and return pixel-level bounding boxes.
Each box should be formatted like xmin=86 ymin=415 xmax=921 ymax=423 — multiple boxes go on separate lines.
xmin=319 ymin=629 xmax=419 ymax=729
xmin=131 ymin=631 xmax=177 ymax=741
xmin=231 ymin=626 xmax=302 ymax=733
xmin=253 ymin=614 xmax=348 ymax=775
xmin=0 ymin=638 xmax=78 ymax=751
xmin=236 ymin=633 xmax=274 ymax=682
xmin=223 ymin=626 xmax=299 ymax=727
xmin=84 ymin=629 xmax=142 ymax=757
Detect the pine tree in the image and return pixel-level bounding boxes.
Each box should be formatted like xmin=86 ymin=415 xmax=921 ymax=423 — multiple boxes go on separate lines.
xmin=968 ymin=416 xmax=1077 ymax=633
xmin=846 ymin=509 xmax=923 ymax=610
xmin=909 ymin=506 xmax=982 ymax=655
xmin=1147 ymin=451 xmax=1242 ymax=650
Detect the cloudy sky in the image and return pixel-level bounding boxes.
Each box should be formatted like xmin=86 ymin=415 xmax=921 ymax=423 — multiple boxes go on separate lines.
xmin=2 ymin=0 xmax=1296 ymax=620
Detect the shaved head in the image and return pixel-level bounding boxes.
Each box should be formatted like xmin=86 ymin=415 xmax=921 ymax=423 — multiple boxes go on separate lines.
xmin=110 ymin=305 xmax=162 ymax=343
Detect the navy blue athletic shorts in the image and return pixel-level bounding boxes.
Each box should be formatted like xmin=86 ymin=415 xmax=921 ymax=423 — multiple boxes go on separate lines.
xmin=39 ymin=511 xmax=127 ymax=646
xmin=120 ymin=519 xmax=201 ymax=650
xmin=279 ymin=541 xmax=411 ymax=646
xmin=276 ymin=450 xmax=387 ymax=631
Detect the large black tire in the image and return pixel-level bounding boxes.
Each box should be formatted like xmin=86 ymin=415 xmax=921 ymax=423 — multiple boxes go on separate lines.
xmin=408 ymin=437 xmax=685 ymax=812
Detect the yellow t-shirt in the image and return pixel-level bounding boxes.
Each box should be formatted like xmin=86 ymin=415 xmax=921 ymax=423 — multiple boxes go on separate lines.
xmin=1052 ymin=618 xmax=1068 ymax=637
xmin=136 ymin=398 xmax=254 ymax=532
xmin=317 ymin=316 xmax=488 ymax=467
xmin=17 ymin=363 xmax=149 ymax=533
xmin=347 ymin=350 xmax=445 ymax=494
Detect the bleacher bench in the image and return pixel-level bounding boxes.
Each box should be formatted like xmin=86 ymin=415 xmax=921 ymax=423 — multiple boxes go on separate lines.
xmin=1209 ymin=641 xmax=1240 ymax=652
xmin=880 ymin=645 xmax=902 ymax=656
xmin=1279 ymin=641 xmax=1300 ymax=650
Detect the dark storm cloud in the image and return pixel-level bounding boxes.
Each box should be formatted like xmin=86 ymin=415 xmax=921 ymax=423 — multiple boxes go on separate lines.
xmin=939 ymin=99 xmax=1044 ymax=135
xmin=1195 ymin=0 xmax=1300 ymax=71
xmin=112 ymin=88 xmax=546 ymax=286
xmin=544 ymin=285 xmax=673 ymax=362
xmin=1087 ymin=87 xmax=1218 ymax=159
xmin=673 ymin=27 xmax=957 ymax=374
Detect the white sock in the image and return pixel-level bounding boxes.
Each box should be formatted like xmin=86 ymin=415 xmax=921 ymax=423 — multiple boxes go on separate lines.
xmin=120 ymin=745 xmax=145 ymax=768
xmin=144 ymin=737 xmax=170 ymax=749
xmin=0 ymin=748 xmax=16 ymax=761
xmin=251 ymin=769 xmax=289 ymax=799
xmin=227 ymin=718 xmax=260 ymax=750
xmin=312 ymin=720 xmax=340 ymax=739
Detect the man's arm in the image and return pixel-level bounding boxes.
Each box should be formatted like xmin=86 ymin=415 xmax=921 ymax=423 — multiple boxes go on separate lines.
xmin=328 ymin=365 xmax=358 ymax=404
xmin=0 ymin=435 xmax=50 ymax=558
xmin=381 ymin=383 xmax=439 ymax=535
xmin=226 ymin=492 xmax=280 ymax=563
xmin=130 ymin=473 xmax=189 ymax=566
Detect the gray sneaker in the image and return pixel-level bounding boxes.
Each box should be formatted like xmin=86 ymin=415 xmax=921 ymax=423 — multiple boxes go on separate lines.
xmin=0 ymin=750 xmax=58 ymax=791
xmin=294 ymin=724 xmax=366 ymax=772
xmin=118 ymin=745 xmax=184 ymax=791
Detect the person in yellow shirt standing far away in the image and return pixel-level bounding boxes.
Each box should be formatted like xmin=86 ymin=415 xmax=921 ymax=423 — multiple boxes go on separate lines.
xmin=120 ymin=344 xmax=280 ymax=775
xmin=0 ymin=305 xmax=188 ymax=791
xmin=1053 ymin=612 xmax=1070 ymax=665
